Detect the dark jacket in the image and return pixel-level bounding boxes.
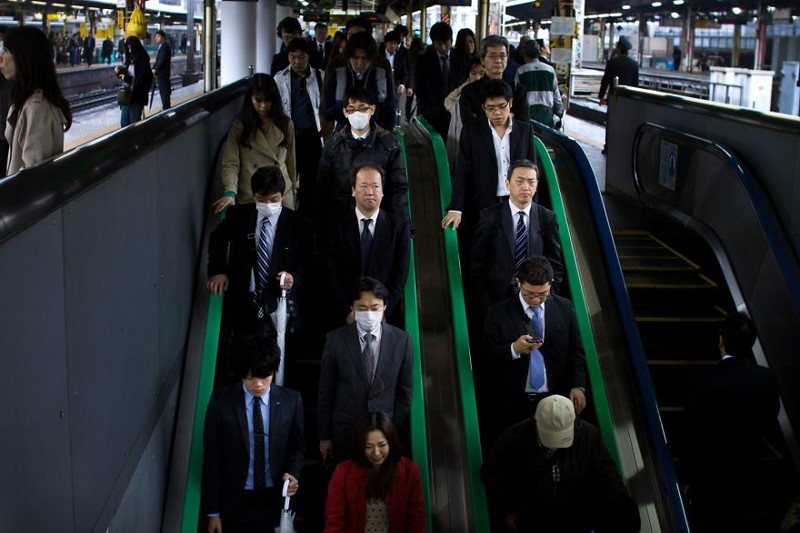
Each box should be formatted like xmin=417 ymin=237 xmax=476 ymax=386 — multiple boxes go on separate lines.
xmin=317 ymin=125 xmax=408 ymax=223
xmin=599 ymin=54 xmax=639 ymax=99
xmin=414 ymin=47 xmax=468 ymax=137
xmin=121 ymin=55 xmax=154 ymax=106
xmin=323 ymin=64 xmax=397 ymax=132
xmin=153 ymin=41 xmax=172 ymax=80
xmin=482 ymin=417 xmax=640 ymax=533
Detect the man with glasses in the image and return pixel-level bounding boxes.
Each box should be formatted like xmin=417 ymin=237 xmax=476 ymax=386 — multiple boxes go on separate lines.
xmin=317 ymin=87 xmax=408 ymax=230
xmin=459 ymin=35 xmax=530 ymax=125
xmin=276 ymin=38 xmax=324 ymax=216
xmin=323 ymin=31 xmax=396 ymax=133
xmin=481 ymin=256 xmax=587 ymax=446
xmin=322 ymin=164 xmax=410 ymax=327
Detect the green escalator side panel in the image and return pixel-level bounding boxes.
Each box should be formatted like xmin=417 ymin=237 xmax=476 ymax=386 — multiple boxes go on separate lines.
xmin=413 ymin=115 xmax=491 ymax=533
xmin=394 ymin=129 xmax=434 ymax=531
xmin=533 ymin=137 xmax=621 ymax=468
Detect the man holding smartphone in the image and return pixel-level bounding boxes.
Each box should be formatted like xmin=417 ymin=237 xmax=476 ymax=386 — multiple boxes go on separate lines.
xmin=481 ymin=256 xmax=587 ymax=448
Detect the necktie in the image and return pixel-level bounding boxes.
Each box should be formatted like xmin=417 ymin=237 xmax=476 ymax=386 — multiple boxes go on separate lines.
xmin=257 ymin=217 xmax=273 ymax=292
xmin=529 ymin=306 xmax=546 ymax=389
xmin=361 ymin=218 xmax=373 ymax=270
xmin=363 ymin=333 xmax=376 ymax=383
xmin=514 ymin=211 xmax=528 ymax=277
xmin=252 ymin=396 xmax=267 ymax=489
xmin=440 ymin=54 xmax=450 ymax=89
xmin=319 ymin=43 xmax=324 ymax=58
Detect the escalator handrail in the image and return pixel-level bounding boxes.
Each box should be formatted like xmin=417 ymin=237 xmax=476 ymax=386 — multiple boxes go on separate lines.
xmin=0 ymin=79 xmax=249 ymax=246
xmin=412 ymin=115 xmax=490 ymax=533
xmin=532 ymin=135 xmax=621 ymax=466
xmin=394 ymin=130 xmax=434 ymax=531
xmin=533 ymin=122 xmax=691 ymax=531
xmin=632 ymin=122 xmax=800 ymax=312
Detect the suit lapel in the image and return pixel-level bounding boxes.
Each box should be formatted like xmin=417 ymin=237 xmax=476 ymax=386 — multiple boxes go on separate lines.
xmin=245 ymin=206 xmax=258 ymax=275
xmin=346 ymin=214 xmax=361 ymax=267
xmin=502 ymin=204 xmax=515 ymax=257
xmin=268 ymin=386 xmax=282 ymax=462
xmin=527 ymin=205 xmax=542 ymax=257
xmin=346 ymin=325 xmax=371 ymax=387
xmin=270 ymin=210 xmax=289 ymax=276
xmin=368 ymin=210 xmax=388 ymax=271
xmin=233 ymin=385 xmax=250 ymax=454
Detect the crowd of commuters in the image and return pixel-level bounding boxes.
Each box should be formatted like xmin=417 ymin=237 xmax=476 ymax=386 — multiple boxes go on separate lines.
xmin=197 ymin=15 xmax=650 ymax=533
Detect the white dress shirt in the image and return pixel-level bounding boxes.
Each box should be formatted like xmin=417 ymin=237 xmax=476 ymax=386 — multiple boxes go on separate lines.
xmin=490 ymin=118 xmax=513 ymax=196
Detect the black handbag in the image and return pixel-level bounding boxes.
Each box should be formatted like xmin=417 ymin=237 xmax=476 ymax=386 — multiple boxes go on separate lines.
xmin=117 ymin=84 xmax=132 ymax=105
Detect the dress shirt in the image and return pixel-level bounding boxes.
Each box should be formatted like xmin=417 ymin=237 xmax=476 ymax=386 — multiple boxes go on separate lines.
xmin=357 ymin=323 xmax=383 ymax=372
xmin=249 ymin=207 xmax=281 ymax=293
xmin=490 ymin=118 xmax=513 ymax=196
xmin=511 ymin=291 xmax=549 ymax=393
xmin=355 ymin=206 xmax=379 ymax=238
xmin=385 ymin=50 xmax=396 ymax=70
xmin=509 ymin=200 xmax=532 ymax=232
xmin=243 ymin=384 xmax=273 ymax=489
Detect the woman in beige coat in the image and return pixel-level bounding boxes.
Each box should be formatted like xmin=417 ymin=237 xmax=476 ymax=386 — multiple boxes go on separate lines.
xmin=214 ymin=74 xmax=297 ymax=212
xmin=2 ymin=26 xmax=71 ymax=175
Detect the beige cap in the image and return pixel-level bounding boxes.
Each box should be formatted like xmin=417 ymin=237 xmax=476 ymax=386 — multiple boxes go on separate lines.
xmin=535 ymin=395 xmax=575 ymax=449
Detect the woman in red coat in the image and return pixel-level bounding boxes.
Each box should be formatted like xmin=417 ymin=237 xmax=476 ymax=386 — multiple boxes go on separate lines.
xmin=324 ymin=411 xmax=427 ymax=532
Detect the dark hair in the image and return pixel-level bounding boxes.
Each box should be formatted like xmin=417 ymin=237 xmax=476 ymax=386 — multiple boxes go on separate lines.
xmin=345 ymin=17 xmax=373 ymax=35
xmin=352 ymin=277 xmax=390 ymax=305
xmin=467 ymin=55 xmax=483 ymax=71
xmin=155 ymin=30 xmax=166 ymax=39
xmin=429 ymin=22 xmax=453 ymax=43
xmin=250 ymin=165 xmax=286 ymax=197
xmin=383 ymin=31 xmax=401 ymax=45
xmin=5 ymin=26 xmax=72 ymax=130
xmin=237 ymin=73 xmax=290 ymax=149
xmin=349 ymin=411 xmax=403 ymax=498
xmin=315 ymin=22 xmax=328 ymax=31
xmin=720 ymin=312 xmax=757 ymax=359
xmin=455 ymin=28 xmax=477 ymax=57
xmin=277 ymin=16 xmax=302 ymax=36
xmin=286 ymin=37 xmax=310 ymax=56
xmin=328 ymin=32 xmax=347 ymax=68
xmin=507 ymin=159 xmax=539 ymax=181
xmin=523 ymin=39 xmax=541 ymax=59
xmin=394 ymin=24 xmax=409 ymax=38
xmin=517 ymin=257 xmax=554 ymax=286
xmin=344 ymin=86 xmax=375 ymax=106
xmin=234 ymin=334 xmax=282 ymax=379
xmin=479 ymin=78 xmax=513 ymax=102
xmin=351 ymin=164 xmax=386 ymax=188
xmin=409 ymin=37 xmax=425 ymax=56
xmin=346 ymin=31 xmax=377 ymax=59
xmin=124 ymin=35 xmax=149 ymax=65
xmin=480 ymin=35 xmax=509 ymax=57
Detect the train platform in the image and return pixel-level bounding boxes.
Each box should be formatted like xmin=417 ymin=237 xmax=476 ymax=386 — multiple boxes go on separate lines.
xmin=65 ymin=79 xmax=206 ymax=150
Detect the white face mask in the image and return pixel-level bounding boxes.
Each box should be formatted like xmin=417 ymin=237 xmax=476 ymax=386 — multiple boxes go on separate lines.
xmin=355 ymin=310 xmax=383 ymax=332
xmin=256 ymin=202 xmax=282 ymax=217
xmin=347 ymin=111 xmax=371 ymax=131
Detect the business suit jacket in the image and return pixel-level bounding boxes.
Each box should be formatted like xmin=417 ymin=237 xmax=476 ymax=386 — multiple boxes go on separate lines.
xmin=153 ymin=40 xmax=172 ymax=80
xmin=482 ymin=293 xmax=586 ymax=409
xmin=379 ymin=45 xmax=411 ymax=88
xmin=448 ymin=118 xmax=536 ymax=216
xmin=318 ymin=323 xmax=413 ymax=458
xmin=323 ymin=208 xmax=410 ymax=320
xmin=414 ymin=47 xmax=468 ymax=137
xmin=471 ymin=201 xmax=564 ymax=304
xmin=310 ymin=40 xmax=332 ymax=70
xmin=207 ymin=204 xmax=313 ymax=315
xmin=203 ymin=383 xmax=305 ymax=520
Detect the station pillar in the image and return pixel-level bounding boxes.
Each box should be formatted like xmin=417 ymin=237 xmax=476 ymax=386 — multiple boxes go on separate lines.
xmin=256 ymin=0 xmax=276 ymax=74
xmin=220 ymin=1 xmax=257 ymax=85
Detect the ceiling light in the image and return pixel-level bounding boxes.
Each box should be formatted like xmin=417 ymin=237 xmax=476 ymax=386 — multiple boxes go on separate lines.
xmin=671 ymin=11 xmax=680 ymax=18
xmin=651 ymin=1 xmax=662 ymax=6
xmin=622 ymin=3 xmax=631 ymax=8
xmin=673 ymin=0 xmax=684 ymax=4
xmin=732 ymin=6 xmax=742 ymax=14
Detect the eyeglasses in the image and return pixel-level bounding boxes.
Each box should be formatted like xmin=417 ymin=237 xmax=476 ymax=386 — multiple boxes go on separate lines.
xmin=485 ymin=53 xmax=508 ymax=60
xmin=520 ymin=288 xmax=551 ymax=300
xmin=345 ymin=106 xmax=372 ymax=114
xmin=483 ymin=102 xmax=510 ymax=113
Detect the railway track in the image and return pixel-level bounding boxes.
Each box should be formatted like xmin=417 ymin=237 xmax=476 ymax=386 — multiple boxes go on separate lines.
xmin=68 ymin=75 xmax=184 ymax=113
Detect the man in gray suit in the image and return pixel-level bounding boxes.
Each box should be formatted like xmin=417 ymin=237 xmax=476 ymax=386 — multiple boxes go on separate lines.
xmin=318 ymin=277 xmax=414 ymax=463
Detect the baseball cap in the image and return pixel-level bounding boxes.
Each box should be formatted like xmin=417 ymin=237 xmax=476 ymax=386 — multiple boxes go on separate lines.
xmin=535 ymin=395 xmax=576 ymax=448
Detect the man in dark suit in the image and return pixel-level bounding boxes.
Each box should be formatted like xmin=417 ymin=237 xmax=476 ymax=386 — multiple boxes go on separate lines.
xmin=684 ymin=312 xmax=780 ymax=532
xmin=471 ymin=159 xmax=563 ymax=310
xmin=152 ymin=30 xmax=172 ymax=109
xmin=459 ymin=35 xmax=529 ymax=125
xmin=82 ymin=33 xmax=96 ymax=66
xmin=323 ymin=164 xmax=410 ymax=326
xmin=382 ymin=30 xmax=412 ymax=121
xmin=414 ymin=22 xmax=468 ymax=140
xmin=311 ymin=23 xmax=332 ymax=69
xmin=598 ymin=36 xmax=639 ymax=104
xmin=481 ymin=256 xmax=586 ymax=443
xmin=442 ymin=79 xmax=536 ymax=254
xmin=318 ymin=277 xmax=414 ymax=462
xmin=207 ymin=165 xmax=313 ymax=353
xmin=203 ymin=334 xmax=305 ymax=532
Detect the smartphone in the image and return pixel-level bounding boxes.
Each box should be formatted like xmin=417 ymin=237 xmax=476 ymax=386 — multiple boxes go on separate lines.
xmin=525 ymin=322 xmax=543 ymax=344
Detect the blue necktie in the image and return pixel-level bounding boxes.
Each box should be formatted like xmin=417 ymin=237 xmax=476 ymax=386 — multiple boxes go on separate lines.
xmin=361 ymin=218 xmax=373 ymax=270
xmin=529 ymin=306 xmax=545 ymax=389
xmin=514 ymin=211 xmax=528 ymax=277
xmin=252 ymin=396 xmax=267 ymax=489
xmin=257 ymin=217 xmax=273 ymax=292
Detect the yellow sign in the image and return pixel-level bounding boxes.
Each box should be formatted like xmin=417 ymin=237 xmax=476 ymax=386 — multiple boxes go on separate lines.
xmin=47 ymin=13 xmax=60 ymax=21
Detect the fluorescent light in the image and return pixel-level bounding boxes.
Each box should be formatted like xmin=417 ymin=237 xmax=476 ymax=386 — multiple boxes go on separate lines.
xmin=731 ymin=6 xmax=742 ymax=14
xmin=671 ymin=11 xmax=680 ymax=18
xmin=652 ymin=1 xmax=662 ymax=6
xmin=673 ymin=0 xmax=684 ymax=5
xmin=622 ymin=4 xmax=631 ymax=9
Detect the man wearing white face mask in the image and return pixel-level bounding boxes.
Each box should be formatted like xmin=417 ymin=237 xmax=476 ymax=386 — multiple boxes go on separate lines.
xmin=318 ymin=277 xmax=413 ymax=463
xmin=207 ymin=165 xmax=313 ymax=349
xmin=317 ymin=86 xmax=408 ymax=230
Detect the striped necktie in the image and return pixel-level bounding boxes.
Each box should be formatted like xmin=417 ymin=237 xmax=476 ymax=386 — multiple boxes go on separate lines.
xmin=514 ymin=211 xmax=528 ymax=277
xmin=257 ymin=216 xmax=273 ymax=292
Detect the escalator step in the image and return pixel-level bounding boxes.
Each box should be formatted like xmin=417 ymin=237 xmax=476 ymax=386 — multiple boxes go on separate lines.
xmin=620 ymin=255 xmax=698 ymax=272
xmin=624 ymin=271 xmax=717 ymax=289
